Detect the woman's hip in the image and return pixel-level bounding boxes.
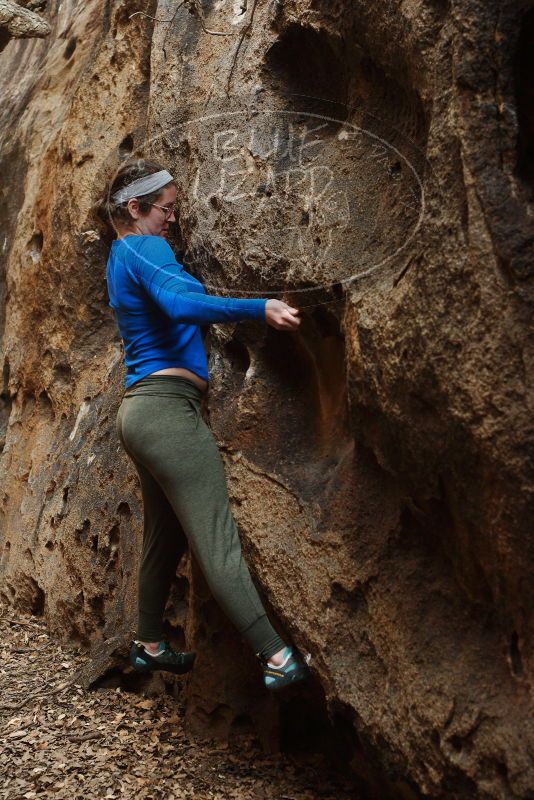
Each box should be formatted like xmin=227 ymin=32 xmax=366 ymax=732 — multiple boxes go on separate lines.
xmin=116 ymin=384 xmax=219 ymax=475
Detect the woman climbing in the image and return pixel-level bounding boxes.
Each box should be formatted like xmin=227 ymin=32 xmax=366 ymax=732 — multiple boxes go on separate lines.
xmin=94 ymin=157 xmax=311 ymax=691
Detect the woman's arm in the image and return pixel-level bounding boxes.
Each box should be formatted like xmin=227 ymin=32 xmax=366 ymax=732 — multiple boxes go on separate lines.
xmin=133 ymin=237 xmax=267 ymax=325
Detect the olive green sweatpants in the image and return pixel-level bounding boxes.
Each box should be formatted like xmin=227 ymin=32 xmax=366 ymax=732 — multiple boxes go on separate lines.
xmin=115 ymin=375 xmax=284 ymax=661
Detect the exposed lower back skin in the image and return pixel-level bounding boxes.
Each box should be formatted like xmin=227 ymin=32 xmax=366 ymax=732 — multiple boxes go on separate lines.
xmin=149 ymin=367 xmax=208 ymax=393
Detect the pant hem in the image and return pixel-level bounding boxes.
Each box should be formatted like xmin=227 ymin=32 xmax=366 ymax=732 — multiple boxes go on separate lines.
xmin=241 ymin=614 xmax=285 ymax=661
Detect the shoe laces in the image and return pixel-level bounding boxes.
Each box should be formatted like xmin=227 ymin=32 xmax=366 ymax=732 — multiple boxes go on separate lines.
xmin=157 ymin=640 xmax=189 ymax=661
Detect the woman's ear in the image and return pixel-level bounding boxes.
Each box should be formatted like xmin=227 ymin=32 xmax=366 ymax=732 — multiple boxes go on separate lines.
xmin=127 ymin=198 xmax=140 ymax=220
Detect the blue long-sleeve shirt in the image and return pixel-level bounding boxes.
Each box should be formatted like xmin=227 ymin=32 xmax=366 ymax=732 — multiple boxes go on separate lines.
xmin=106 ymin=234 xmax=267 ymax=389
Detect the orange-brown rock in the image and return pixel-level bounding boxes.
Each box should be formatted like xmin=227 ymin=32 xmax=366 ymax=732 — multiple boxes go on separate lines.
xmin=0 ymin=1 xmax=532 ymax=798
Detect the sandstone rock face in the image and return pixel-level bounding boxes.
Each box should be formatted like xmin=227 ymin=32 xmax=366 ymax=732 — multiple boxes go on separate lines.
xmin=0 ymin=0 xmax=51 ymax=53
xmin=0 ymin=1 xmax=532 ymax=798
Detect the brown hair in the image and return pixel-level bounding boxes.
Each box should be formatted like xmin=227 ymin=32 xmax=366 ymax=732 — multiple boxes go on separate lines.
xmin=92 ymin=158 xmax=176 ymax=244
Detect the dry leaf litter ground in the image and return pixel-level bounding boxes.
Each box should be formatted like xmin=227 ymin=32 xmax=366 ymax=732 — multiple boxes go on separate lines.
xmin=0 ymin=605 xmax=360 ymax=799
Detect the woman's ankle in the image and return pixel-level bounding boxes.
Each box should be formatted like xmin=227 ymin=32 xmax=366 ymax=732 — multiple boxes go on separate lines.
xmin=267 ymin=646 xmax=290 ymax=666
xmin=139 ymin=639 xmax=164 ymax=654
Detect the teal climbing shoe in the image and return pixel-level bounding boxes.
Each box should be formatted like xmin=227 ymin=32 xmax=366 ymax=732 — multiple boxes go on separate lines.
xmin=129 ymin=640 xmax=196 ymax=675
xmin=260 ymin=646 xmax=312 ymax=691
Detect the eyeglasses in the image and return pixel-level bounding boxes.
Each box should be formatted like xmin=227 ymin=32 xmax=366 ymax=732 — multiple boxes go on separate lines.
xmin=150 ymin=202 xmax=178 ymax=220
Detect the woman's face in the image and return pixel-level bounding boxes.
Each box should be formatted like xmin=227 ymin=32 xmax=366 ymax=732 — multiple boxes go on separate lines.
xmin=119 ymin=183 xmax=178 ymax=239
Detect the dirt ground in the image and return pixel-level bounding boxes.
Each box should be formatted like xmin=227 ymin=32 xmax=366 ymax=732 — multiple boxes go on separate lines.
xmin=0 ymin=605 xmax=360 ymax=800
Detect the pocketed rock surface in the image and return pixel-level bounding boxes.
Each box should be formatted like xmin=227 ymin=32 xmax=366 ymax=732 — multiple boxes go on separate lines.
xmin=0 ymin=1 xmax=532 ymax=798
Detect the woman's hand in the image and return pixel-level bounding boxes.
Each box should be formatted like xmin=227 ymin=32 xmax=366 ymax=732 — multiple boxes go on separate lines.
xmin=265 ymin=299 xmax=301 ymax=330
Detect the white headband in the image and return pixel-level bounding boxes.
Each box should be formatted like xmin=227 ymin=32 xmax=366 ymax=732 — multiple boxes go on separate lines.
xmin=111 ymin=169 xmax=174 ymax=204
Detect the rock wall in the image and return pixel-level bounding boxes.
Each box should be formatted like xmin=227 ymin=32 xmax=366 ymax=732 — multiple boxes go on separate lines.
xmin=0 ymin=1 xmax=532 ymax=798
xmin=0 ymin=0 xmax=51 ymax=53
